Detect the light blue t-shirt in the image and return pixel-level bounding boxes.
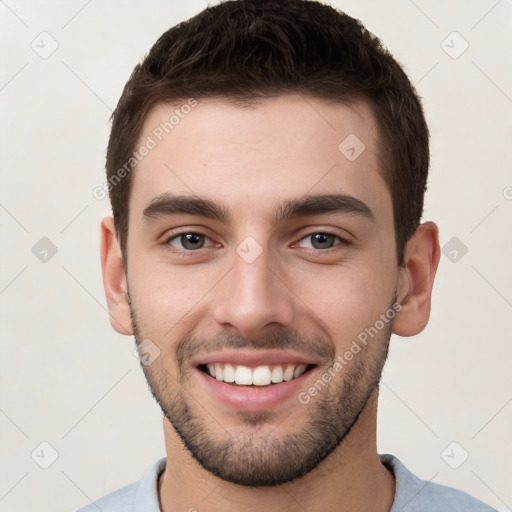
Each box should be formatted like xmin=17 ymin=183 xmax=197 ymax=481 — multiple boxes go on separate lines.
xmin=75 ymin=453 xmax=497 ymax=511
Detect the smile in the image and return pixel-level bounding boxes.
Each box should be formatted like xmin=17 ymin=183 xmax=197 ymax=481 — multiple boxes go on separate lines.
xmin=200 ymin=362 xmax=315 ymax=386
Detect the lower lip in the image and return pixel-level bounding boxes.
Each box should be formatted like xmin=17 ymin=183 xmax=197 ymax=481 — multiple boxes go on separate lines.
xmin=195 ymin=367 xmax=316 ymax=412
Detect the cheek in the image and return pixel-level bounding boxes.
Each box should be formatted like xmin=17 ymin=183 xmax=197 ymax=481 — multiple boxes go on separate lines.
xmin=294 ymin=262 xmax=397 ymax=343
xmin=128 ymin=260 xmax=218 ymax=334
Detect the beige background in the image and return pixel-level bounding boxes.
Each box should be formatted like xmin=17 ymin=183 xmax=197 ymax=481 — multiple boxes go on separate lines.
xmin=1 ymin=1 xmax=511 ymax=511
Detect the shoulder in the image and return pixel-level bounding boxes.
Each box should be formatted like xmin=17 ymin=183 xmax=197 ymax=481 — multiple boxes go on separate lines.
xmin=381 ymin=454 xmax=497 ymax=512
xmin=75 ymin=481 xmax=139 ymax=512
xmin=74 ymin=457 xmax=166 ymax=512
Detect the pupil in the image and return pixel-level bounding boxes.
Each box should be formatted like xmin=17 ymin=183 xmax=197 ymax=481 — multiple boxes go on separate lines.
xmin=182 ymin=233 xmax=203 ymax=249
xmin=312 ymin=233 xmax=333 ymax=249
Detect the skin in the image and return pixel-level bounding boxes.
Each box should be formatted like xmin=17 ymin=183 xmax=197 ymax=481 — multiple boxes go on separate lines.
xmin=100 ymin=95 xmax=440 ymax=512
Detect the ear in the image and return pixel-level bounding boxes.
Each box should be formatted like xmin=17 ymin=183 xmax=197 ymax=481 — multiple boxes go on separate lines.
xmin=393 ymin=221 xmax=441 ymax=337
xmin=100 ymin=216 xmax=133 ymax=335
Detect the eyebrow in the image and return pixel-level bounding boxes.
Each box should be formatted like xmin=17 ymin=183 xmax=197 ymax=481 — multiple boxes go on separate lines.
xmin=142 ymin=192 xmax=375 ymax=225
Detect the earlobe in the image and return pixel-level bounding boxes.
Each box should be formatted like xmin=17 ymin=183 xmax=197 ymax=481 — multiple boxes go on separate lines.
xmin=392 ymin=221 xmax=441 ymax=337
xmin=100 ymin=216 xmax=134 ymax=336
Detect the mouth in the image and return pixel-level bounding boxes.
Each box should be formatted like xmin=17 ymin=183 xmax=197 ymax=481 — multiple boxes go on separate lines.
xmin=191 ymin=350 xmax=322 ymax=411
xmin=198 ymin=362 xmax=317 ymax=386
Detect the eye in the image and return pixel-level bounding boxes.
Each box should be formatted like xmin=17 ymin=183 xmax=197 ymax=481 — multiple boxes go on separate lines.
xmin=165 ymin=232 xmax=215 ymax=251
xmin=296 ymin=232 xmax=348 ymax=250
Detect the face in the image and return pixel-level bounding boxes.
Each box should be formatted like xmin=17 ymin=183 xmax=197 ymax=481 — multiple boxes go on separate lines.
xmin=123 ymin=95 xmax=401 ymax=486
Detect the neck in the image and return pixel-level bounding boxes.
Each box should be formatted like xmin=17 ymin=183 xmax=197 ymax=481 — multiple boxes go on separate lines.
xmin=158 ymin=390 xmax=395 ymax=512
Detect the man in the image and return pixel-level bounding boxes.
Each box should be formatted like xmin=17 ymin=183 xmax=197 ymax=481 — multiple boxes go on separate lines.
xmin=78 ymin=0 xmax=496 ymax=510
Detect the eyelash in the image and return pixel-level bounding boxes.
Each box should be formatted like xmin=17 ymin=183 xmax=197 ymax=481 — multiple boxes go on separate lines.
xmin=162 ymin=230 xmax=351 ymax=256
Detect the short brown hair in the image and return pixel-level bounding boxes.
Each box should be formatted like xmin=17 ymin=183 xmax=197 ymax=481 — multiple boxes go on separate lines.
xmin=106 ymin=0 xmax=429 ymax=266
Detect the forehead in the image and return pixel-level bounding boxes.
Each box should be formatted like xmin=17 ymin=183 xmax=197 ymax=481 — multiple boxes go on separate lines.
xmin=129 ymin=94 xmax=391 ymax=228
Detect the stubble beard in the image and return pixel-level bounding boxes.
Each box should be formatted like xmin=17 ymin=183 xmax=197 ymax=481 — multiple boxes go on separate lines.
xmin=130 ymin=298 xmax=394 ymax=487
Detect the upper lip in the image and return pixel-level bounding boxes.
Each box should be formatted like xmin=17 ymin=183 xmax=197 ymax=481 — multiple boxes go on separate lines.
xmin=191 ymin=349 xmax=318 ymax=368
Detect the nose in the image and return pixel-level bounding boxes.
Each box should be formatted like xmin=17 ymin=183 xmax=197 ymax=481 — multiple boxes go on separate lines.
xmin=211 ymin=243 xmax=296 ymax=340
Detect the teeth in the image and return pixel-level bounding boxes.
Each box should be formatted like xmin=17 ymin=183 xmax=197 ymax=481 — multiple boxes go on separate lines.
xmin=271 ymin=365 xmax=283 ymax=383
xmin=234 ymin=365 xmax=253 ymax=385
xmin=215 ymin=363 xmax=224 ymax=381
xmin=283 ymin=364 xmax=295 ymax=381
xmin=293 ymin=364 xmax=307 ymax=378
xmin=252 ymin=366 xmax=272 ymax=386
xmin=204 ymin=363 xmax=309 ymax=385
xmin=223 ymin=363 xmax=235 ymax=383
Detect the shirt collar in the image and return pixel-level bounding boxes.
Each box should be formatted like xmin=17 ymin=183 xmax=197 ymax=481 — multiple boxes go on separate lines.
xmin=133 ymin=456 xmax=166 ymax=511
